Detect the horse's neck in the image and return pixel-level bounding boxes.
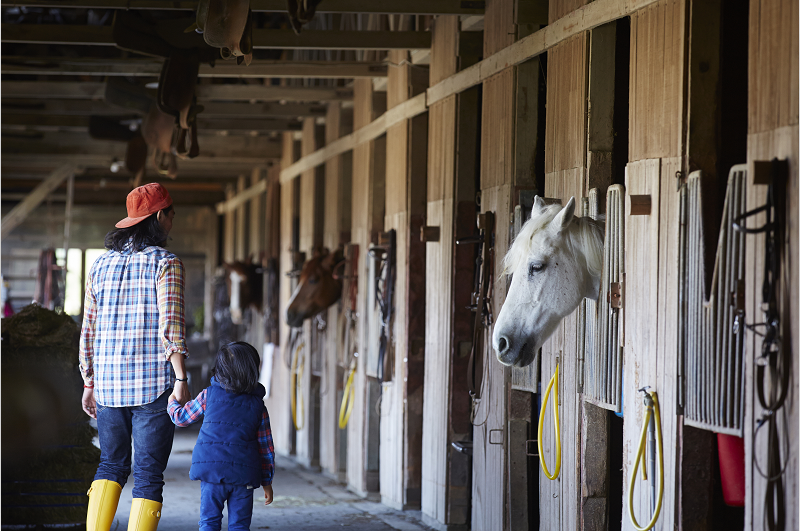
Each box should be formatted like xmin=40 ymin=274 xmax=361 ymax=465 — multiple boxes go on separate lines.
xmin=576 ymin=216 xmax=604 ymax=301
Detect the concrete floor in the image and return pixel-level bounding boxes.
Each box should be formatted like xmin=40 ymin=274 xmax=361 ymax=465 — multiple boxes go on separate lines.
xmin=111 ymin=426 xmax=433 ymax=531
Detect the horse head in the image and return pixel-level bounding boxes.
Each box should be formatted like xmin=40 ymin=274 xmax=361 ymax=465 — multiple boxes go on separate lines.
xmin=285 ymin=246 xmax=345 ymax=328
xmin=492 ymin=196 xmax=605 ymax=367
xmin=223 ymin=256 xmax=263 ymax=324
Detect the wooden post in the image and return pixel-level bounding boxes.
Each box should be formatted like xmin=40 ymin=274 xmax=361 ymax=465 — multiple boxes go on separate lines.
xmin=347 ymin=77 xmax=386 ymax=497
xmin=422 ymin=14 xmax=482 ymax=529
xmin=235 ymin=175 xmax=247 ymax=261
xmin=321 ymin=101 xmax=353 ymax=482
xmin=224 ymin=184 xmax=236 ymax=264
xmin=249 ymin=167 xmax=264 ymax=259
xmin=379 ymin=44 xmax=429 ymax=511
xmin=1 ymin=163 xmax=76 ymax=239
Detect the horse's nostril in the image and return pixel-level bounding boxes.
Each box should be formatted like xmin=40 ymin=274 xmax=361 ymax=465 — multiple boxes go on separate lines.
xmin=498 ymin=336 xmax=509 ymax=353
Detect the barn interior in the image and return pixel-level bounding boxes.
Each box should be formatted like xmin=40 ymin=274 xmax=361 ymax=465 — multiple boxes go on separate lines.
xmin=1 ymin=0 xmax=798 ymax=530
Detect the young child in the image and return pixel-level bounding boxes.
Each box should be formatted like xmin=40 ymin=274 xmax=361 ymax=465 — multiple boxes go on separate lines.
xmin=168 ymin=341 xmax=275 ymax=531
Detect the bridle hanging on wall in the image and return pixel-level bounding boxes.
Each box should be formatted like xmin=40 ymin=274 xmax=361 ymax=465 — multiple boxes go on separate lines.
xmin=733 ymin=158 xmax=789 ymax=531
xmin=457 ymin=211 xmax=495 ymax=424
xmin=368 ymin=230 xmax=396 ymax=383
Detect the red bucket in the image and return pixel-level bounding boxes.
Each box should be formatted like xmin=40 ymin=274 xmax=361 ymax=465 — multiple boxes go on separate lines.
xmin=717 ymin=433 xmax=745 ymax=507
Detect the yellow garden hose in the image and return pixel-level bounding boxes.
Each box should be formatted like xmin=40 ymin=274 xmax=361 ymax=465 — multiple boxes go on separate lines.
xmin=290 ymin=341 xmax=305 ymax=431
xmin=537 ymin=362 xmax=561 ymax=480
xmin=628 ymin=390 xmax=664 ymax=531
xmin=338 ymin=363 xmax=357 ymax=429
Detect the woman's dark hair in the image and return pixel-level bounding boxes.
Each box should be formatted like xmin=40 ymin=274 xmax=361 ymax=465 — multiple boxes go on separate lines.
xmin=212 ymin=342 xmax=261 ymax=394
xmin=104 ymin=206 xmax=173 ymax=253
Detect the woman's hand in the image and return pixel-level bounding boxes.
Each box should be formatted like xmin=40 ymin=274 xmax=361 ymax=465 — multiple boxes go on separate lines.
xmin=172 ymin=381 xmax=190 ymax=406
xmin=82 ymin=387 xmax=97 ymax=419
xmin=263 ymin=484 xmax=273 ymax=505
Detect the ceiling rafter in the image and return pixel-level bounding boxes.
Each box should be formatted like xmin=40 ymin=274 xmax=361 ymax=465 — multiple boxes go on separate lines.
xmin=0 ymin=0 xmax=484 ymax=15
xmin=1 ymin=24 xmax=432 ymax=50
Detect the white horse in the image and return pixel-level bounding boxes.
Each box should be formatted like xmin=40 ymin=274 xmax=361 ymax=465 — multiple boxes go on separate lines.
xmin=493 ymin=196 xmax=605 ymax=367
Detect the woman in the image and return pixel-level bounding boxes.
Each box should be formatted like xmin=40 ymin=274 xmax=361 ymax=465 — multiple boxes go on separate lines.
xmin=80 ymin=183 xmax=190 ymax=531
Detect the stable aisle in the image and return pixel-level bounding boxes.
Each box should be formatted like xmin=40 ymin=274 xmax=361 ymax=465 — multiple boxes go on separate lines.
xmin=111 ymin=427 xmax=433 ymax=531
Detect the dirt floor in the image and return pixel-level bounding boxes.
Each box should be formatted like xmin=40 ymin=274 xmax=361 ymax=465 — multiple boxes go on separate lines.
xmin=109 ymin=425 xmax=433 ymax=531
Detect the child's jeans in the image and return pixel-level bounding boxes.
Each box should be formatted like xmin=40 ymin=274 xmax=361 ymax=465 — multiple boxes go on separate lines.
xmin=199 ymin=481 xmax=255 ymax=531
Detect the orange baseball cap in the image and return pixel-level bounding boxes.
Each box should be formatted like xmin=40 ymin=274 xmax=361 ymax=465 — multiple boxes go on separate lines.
xmin=115 ymin=183 xmax=173 ymax=228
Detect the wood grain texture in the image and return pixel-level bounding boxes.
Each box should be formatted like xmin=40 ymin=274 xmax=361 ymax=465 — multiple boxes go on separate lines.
xmin=550 ymin=0 xmax=589 ymax=24
xmin=545 ymin=33 xmax=589 ymax=174
xmin=628 ymin=0 xmax=686 ymax=161
xmin=744 ymin=125 xmax=798 ymax=531
xmin=748 ymin=0 xmax=799 ymax=134
xmin=430 ymin=16 xmax=459 ymax=85
xmin=480 ymin=69 xmax=516 ymax=190
xmin=484 ymin=0 xmax=516 ymax=56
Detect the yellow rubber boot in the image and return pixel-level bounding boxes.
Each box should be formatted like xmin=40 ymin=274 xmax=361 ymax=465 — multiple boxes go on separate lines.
xmin=127 ymin=498 xmax=162 ymax=531
xmin=86 ymin=479 xmax=122 ymax=531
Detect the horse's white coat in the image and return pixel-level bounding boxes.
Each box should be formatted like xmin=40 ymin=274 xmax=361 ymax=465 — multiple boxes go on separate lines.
xmin=493 ymin=196 xmax=605 ymax=367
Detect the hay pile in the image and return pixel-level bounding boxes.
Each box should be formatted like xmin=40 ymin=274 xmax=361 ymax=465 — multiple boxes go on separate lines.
xmin=2 ymin=304 xmax=99 ymax=527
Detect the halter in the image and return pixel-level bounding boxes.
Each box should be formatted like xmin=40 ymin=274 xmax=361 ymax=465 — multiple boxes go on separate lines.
xmin=733 ymin=158 xmax=788 ymax=531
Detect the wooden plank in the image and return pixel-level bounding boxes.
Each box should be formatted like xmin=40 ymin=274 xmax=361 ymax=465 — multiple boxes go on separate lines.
xmin=1 ymin=164 xmax=77 ymax=238
xmin=2 ymin=114 xmax=303 ymax=133
xmin=745 ymin=125 xmax=798 ymax=531
xmin=0 ymin=81 xmax=352 ymax=102
xmin=279 ymin=92 xmax=426 ymax=183
xmin=550 ymin=0 xmax=589 ymax=23
xmin=1 ymin=24 xmax=431 ymax=50
xmin=223 ymin=185 xmax=235 ymax=263
xmin=1 ymin=57 xmax=388 ymax=78
xmin=628 ymin=0 xmax=685 ymax=162
xmin=235 ymin=176 xmax=247 ymax=261
xmin=248 ymin=168 xmax=264 ymax=256
xmin=215 ymin=178 xmax=267 ymax=215
xmin=620 ymin=159 xmax=661 ymax=531
xmin=0 ymin=99 xmax=327 ymax=117
xmin=0 ymin=0 xmax=485 ymax=15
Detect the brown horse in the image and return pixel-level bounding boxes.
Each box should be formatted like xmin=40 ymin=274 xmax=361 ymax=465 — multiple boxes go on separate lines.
xmin=285 ymin=247 xmax=344 ymax=328
xmin=224 ymin=257 xmax=263 ymax=324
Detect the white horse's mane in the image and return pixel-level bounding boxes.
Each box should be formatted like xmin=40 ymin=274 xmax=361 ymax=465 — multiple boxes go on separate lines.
xmin=503 ymin=203 xmax=605 ymax=281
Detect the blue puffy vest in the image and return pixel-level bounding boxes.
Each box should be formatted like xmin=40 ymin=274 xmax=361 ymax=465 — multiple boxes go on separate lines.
xmin=190 ymin=377 xmax=266 ymax=487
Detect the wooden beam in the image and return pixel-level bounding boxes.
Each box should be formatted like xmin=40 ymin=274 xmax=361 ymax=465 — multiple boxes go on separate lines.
xmin=2 ymin=178 xmax=225 ymax=192
xmin=215 ymin=177 xmax=268 ymax=214
xmin=1 ymin=132 xmax=283 ymax=159
xmin=280 ymin=91 xmax=426 ymax=183
xmin=1 ymin=99 xmax=327 ymax=117
xmin=2 ymin=57 xmax=389 ymax=78
xmin=0 ymin=154 xmax=274 ymax=172
xmin=1 ymin=163 xmax=77 ymax=238
xmin=2 ymin=114 xmax=304 ymax=132
xmin=0 ymin=0 xmax=484 ymax=15
xmin=279 ymin=0 xmax=662 ymax=184
xmin=0 ymin=81 xmax=352 ymax=102
xmin=1 ymin=24 xmax=431 ymax=50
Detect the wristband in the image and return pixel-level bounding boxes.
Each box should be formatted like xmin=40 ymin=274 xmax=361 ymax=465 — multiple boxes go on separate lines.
xmin=84 ymin=385 xmax=94 ymax=389
xmin=175 ymin=377 xmax=188 ymax=382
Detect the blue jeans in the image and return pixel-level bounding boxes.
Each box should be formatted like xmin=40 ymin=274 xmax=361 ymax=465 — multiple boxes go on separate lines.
xmin=94 ymin=389 xmax=175 ymax=502
xmin=199 ymin=482 xmax=254 ymax=531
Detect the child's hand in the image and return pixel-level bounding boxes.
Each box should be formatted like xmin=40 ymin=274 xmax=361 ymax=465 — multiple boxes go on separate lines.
xmin=263 ymin=485 xmax=273 ymax=506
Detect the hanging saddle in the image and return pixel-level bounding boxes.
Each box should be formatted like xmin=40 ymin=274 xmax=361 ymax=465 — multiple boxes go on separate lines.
xmin=286 ymin=0 xmax=324 ymax=34
xmin=142 ymin=104 xmax=178 ymax=180
xmin=194 ymin=0 xmax=253 ymax=65
xmin=157 ymin=49 xmax=203 ymax=160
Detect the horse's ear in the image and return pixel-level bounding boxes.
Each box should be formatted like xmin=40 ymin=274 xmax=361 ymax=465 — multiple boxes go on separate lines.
xmin=552 ymin=196 xmax=576 ymax=232
xmin=532 ymin=195 xmax=547 ymax=215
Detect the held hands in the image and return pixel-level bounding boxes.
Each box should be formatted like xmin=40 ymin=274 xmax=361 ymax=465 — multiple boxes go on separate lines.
xmin=263 ymin=484 xmax=273 ymax=506
xmin=81 ymin=387 xmax=97 ymax=419
xmin=170 ymin=380 xmax=190 ymax=406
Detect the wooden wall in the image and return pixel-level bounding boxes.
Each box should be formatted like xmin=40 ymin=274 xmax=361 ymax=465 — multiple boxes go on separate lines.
xmin=421 ymin=14 xmax=461 ymax=528
xmin=541 ymin=31 xmax=588 ymax=531
xmin=268 ymin=131 xmax=298 ymax=456
xmin=744 ymin=1 xmax=798 ymax=530
xmin=620 ymin=2 xmax=686 ymax=530
xmin=380 ymin=48 xmax=429 ymax=510
xmin=347 ymin=78 xmax=386 ymax=496
xmin=320 ymin=101 xmax=352 ymax=480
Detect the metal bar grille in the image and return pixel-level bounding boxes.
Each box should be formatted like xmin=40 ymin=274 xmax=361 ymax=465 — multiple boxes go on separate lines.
xmin=679 ymin=166 xmax=747 ymax=435
xmin=583 ymin=185 xmax=624 ymax=412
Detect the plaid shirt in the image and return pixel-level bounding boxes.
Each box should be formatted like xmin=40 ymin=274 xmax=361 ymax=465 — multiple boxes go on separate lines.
xmin=168 ymin=389 xmax=275 ymax=486
xmin=79 ymin=245 xmax=187 ymax=407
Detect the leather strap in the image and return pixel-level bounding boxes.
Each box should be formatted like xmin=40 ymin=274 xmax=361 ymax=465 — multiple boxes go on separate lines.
xmin=468 ymin=212 xmax=494 ymax=400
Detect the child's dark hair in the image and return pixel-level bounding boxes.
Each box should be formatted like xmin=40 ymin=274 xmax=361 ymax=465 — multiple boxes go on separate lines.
xmin=212 ymin=342 xmax=261 ymax=394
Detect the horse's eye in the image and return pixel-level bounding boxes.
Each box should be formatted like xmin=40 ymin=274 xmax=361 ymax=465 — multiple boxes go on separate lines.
xmin=528 ymin=262 xmax=546 ymax=277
